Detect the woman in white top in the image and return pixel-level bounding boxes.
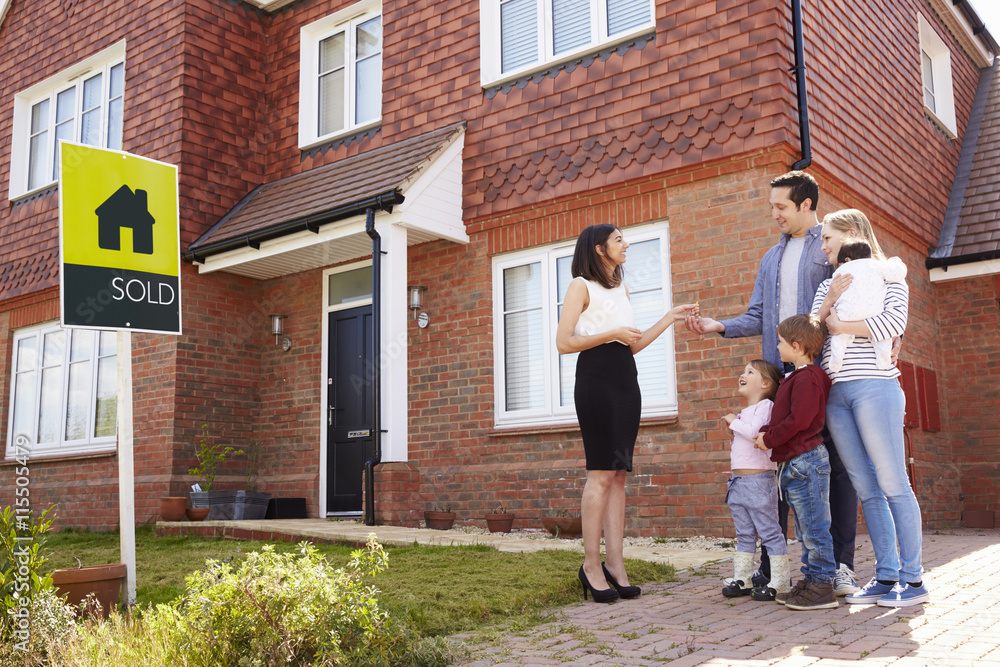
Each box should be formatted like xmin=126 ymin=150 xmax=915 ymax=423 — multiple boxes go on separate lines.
xmin=811 ymin=209 xmax=927 ymax=609
xmin=556 ymin=224 xmax=695 ymax=603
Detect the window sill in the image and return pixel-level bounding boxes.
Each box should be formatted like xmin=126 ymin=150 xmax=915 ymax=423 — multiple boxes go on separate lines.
xmin=489 ymin=413 xmax=679 ymax=437
xmin=1 ymin=448 xmax=117 ymax=466
xmin=924 ymin=105 xmax=957 ymax=140
xmin=299 ymin=120 xmax=381 ymax=154
xmin=9 ymin=183 xmax=58 ymax=207
xmin=482 ymin=27 xmax=655 ymax=92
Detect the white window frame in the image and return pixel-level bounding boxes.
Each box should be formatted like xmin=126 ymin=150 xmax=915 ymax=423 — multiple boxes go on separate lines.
xmin=492 ymin=222 xmax=679 ymax=429
xmin=480 ymin=0 xmax=656 ymax=87
xmin=299 ymin=0 xmax=382 ymax=150
xmin=5 ymin=322 xmax=118 ymax=459
xmin=918 ymin=13 xmax=956 ymax=138
xmin=9 ymin=40 xmax=126 ymax=201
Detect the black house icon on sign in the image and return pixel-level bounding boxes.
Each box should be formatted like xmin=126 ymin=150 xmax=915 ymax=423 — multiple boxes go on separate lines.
xmin=96 ymin=185 xmax=155 ymax=254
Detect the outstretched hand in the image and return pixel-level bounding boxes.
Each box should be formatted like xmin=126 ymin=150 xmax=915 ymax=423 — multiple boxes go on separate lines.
xmin=670 ymin=303 xmax=699 ymax=321
xmin=685 ymin=314 xmax=725 ymax=335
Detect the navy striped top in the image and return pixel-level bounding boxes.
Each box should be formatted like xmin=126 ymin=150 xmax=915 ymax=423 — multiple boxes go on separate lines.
xmin=810 ymin=278 xmax=908 ymax=383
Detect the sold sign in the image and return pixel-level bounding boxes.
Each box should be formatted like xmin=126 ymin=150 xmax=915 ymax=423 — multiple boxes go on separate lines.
xmin=59 ymin=142 xmax=181 ymax=335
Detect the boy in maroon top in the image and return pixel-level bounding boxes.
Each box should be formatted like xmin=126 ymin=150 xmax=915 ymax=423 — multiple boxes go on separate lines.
xmin=754 ymin=314 xmax=837 ymax=610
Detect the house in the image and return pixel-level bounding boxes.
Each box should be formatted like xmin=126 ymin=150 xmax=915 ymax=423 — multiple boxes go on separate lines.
xmin=96 ymin=185 xmax=155 ymax=255
xmin=1 ymin=0 xmax=997 ymax=535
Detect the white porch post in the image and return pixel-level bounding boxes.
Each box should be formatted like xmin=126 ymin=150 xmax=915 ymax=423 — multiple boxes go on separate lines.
xmin=378 ymin=220 xmax=408 ymax=462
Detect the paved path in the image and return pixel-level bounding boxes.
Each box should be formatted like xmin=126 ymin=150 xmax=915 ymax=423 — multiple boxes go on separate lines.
xmin=452 ymin=529 xmax=1000 ymax=666
xmin=158 ymin=520 xmax=1000 ymax=665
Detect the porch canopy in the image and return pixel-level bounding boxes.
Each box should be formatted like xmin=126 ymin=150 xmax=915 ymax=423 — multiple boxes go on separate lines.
xmin=184 ymin=123 xmax=467 ymax=277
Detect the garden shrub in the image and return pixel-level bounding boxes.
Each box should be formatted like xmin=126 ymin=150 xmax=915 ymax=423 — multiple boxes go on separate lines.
xmin=52 ymin=535 xmax=453 ymax=667
xmin=0 ymin=505 xmax=77 ymax=666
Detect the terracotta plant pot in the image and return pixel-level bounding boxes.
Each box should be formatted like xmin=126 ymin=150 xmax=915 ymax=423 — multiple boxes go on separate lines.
xmin=485 ymin=512 xmax=515 ymax=533
xmin=185 ymin=507 xmax=210 ymax=521
xmin=159 ymin=496 xmax=188 ymax=522
xmin=52 ymin=563 xmax=126 ymax=619
xmin=541 ymin=515 xmax=583 ymax=538
xmin=424 ymin=510 xmax=456 ymax=530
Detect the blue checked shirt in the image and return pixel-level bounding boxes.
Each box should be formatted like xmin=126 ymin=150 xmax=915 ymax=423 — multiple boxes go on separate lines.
xmin=719 ymin=225 xmax=833 ymax=368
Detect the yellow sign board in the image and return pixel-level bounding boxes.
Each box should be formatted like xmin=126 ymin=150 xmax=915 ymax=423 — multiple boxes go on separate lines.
xmin=59 ymin=142 xmax=181 ymax=334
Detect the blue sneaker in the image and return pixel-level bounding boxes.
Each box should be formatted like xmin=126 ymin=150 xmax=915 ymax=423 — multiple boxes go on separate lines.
xmin=876 ymin=583 xmax=930 ymax=608
xmin=846 ymin=577 xmax=895 ymax=604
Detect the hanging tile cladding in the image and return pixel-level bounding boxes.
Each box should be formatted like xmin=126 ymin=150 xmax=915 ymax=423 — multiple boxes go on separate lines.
xmin=475 ymin=96 xmax=756 ymax=207
xmin=0 ymin=0 xmax=267 ymax=301
xmin=803 ymin=0 xmax=980 ymax=247
xmin=463 ymin=0 xmax=797 ymax=221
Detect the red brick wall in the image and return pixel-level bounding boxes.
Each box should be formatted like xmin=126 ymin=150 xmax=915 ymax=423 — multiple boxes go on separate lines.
xmin=406 ymin=153 xmax=770 ymax=535
xmin=256 ymin=271 xmax=326 ymax=517
xmin=936 ymin=274 xmax=1000 ymax=524
xmin=259 ymin=0 xmax=799 ymax=223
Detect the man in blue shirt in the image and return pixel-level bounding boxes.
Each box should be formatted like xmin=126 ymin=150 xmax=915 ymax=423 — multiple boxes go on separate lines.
xmin=687 ymin=171 xmax=860 ymax=599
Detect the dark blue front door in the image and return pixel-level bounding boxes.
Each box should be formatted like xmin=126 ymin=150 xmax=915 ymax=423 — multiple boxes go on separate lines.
xmin=326 ymin=306 xmax=373 ymax=513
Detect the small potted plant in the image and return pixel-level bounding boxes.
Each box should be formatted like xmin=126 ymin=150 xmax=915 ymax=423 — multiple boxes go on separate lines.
xmin=188 ymin=424 xmax=242 ymax=518
xmin=541 ymin=509 xmax=582 ymax=538
xmin=424 ymin=504 xmax=456 ymax=530
xmin=484 ymin=502 xmax=515 ymax=533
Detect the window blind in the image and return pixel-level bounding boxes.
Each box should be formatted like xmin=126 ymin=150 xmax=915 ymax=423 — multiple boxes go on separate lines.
xmin=607 ymin=0 xmax=650 ymax=36
xmin=552 ymin=0 xmax=590 ymax=55
xmin=501 ymin=0 xmax=539 ymax=73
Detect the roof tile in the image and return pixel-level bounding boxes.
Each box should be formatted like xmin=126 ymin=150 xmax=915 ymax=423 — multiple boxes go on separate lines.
xmin=189 ymin=124 xmax=464 ymax=252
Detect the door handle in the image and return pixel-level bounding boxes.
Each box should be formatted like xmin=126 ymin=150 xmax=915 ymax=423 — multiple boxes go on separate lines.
xmin=328 ymin=405 xmax=335 ymax=426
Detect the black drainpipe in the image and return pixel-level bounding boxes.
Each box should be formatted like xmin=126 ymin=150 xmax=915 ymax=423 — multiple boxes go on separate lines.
xmin=364 ymin=207 xmax=383 ymax=526
xmin=791 ymin=0 xmax=812 ymax=171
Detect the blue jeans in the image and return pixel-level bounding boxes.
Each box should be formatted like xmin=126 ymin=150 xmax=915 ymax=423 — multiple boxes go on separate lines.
xmin=824 ymin=379 xmax=923 ymax=583
xmin=779 ymin=445 xmax=836 ymax=584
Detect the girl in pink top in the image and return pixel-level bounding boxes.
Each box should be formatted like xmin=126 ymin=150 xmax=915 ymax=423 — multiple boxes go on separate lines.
xmin=721 ymin=360 xmax=790 ymax=601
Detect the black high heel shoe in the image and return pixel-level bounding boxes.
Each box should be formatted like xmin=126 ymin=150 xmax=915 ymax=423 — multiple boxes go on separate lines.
xmin=602 ymin=563 xmax=642 ymax=599
xmin=578 ymin=566 xmax=619 ymax=603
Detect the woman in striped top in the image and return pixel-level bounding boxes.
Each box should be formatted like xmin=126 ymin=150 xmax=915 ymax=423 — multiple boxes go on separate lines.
xmin=810 ymin=209 xmax=928 ymax=608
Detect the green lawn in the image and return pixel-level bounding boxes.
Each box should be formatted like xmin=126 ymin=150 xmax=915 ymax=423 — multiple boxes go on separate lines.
xmin=46 ymin=526 xmax=676 ymax=637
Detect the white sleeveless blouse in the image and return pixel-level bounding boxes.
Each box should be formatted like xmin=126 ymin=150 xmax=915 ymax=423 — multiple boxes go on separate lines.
xmin=573 ymin=277 xmax=635 ymax=342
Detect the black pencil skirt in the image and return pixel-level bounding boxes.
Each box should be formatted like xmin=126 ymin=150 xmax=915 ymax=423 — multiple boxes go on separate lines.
xmin=574 ymin=342 xmax=641 ymax=471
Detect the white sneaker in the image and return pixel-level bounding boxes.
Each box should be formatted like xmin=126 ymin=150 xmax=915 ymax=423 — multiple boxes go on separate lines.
xmin=834 ymin=563 xmax=859 ymax=596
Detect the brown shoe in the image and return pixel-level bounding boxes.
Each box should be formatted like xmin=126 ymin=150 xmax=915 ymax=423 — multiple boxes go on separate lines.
xmin=785 ymin=581 xmax=839 ymax=610
xmin=775 ymin=579 xmax=807 ymax=606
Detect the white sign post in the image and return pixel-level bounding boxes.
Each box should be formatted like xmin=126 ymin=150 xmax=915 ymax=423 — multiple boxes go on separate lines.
xmin=116 ymin=331 xmax=135 ymax=604
xmin=59 ymin=142 xmax=181 ymax=607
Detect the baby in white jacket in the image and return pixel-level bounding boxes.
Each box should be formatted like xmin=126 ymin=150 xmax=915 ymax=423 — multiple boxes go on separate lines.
xmin=829 ymin=239 xmax=907 ymax=372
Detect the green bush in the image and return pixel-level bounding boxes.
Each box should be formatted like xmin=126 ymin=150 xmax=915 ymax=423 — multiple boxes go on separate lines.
xmin=52 ymin=535 xmax=452 ymax=667
xmin=0 ymin=588 xmax=76 ymax=667
xmin=0 ymin=505 xmax=74 ymax=664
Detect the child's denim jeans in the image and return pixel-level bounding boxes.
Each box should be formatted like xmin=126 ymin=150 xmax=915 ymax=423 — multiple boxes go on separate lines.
xmin=779 ymin=444 xmax=837 ymax=584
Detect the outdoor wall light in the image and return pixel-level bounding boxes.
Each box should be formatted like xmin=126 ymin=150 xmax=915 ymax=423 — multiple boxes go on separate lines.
xmin=269 ymin=314 xmax=292 ymax=352
xmin=408 ymin=286 xmax=429 ymax=328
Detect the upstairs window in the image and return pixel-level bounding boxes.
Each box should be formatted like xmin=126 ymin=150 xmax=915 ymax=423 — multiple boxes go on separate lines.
xmin=492 ymin=223 xmax=679 ymax=428
xmin=10 ymin=41 xmax=125 ymax=199
xmin=481 ymin=0 xmax=655 ymax=86
xmin=300 ymin=0 xmax=383 ymax=149
xmin=918 ymin=13 xmax=956 ymax=138
xmin=6 ymin=323 xmax=118 ymax=459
